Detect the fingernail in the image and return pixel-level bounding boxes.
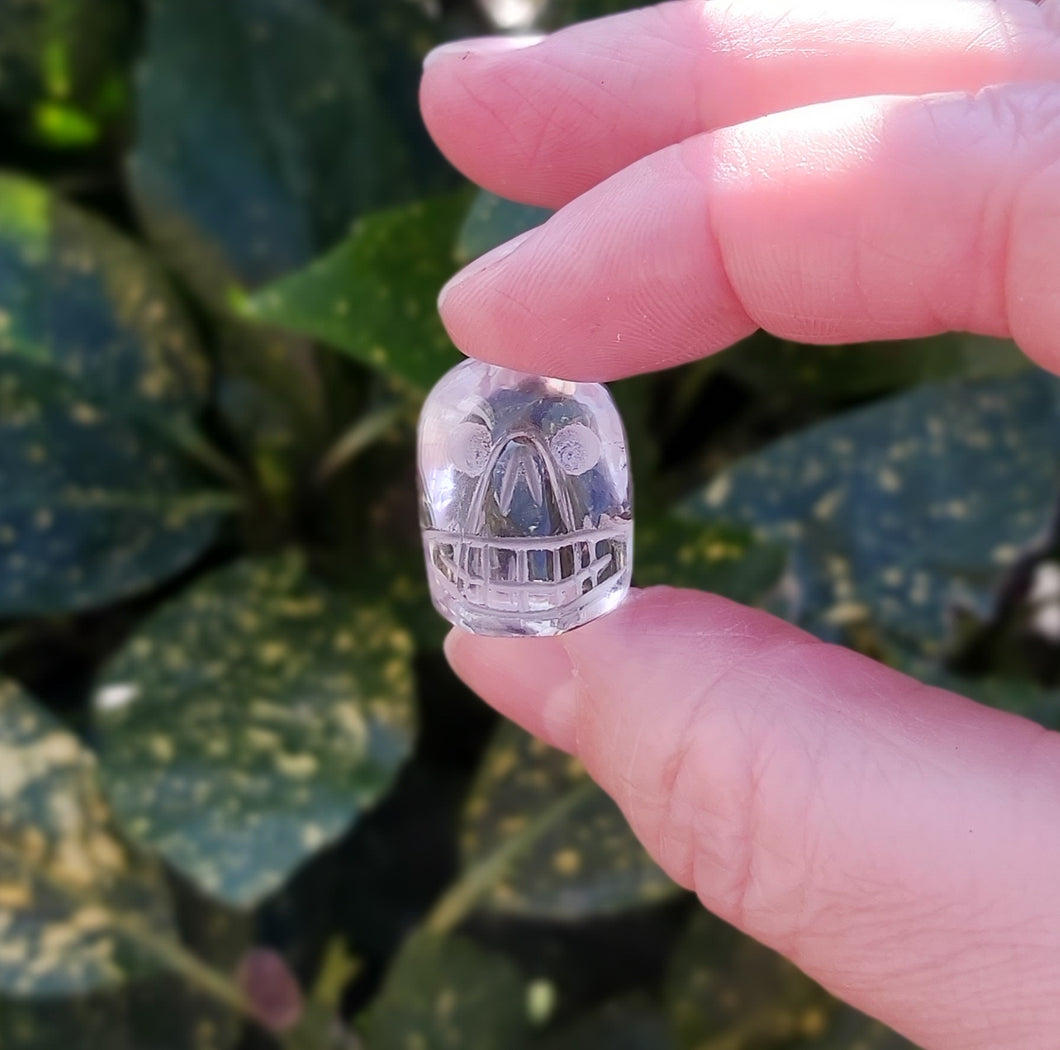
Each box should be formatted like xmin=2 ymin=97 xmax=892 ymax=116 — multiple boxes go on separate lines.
xmin=444 ymin=630 xmax=581 ymax=752
xmin=437 ymin=226 xmax=540 ymax=312
xmin=423 ymin=34 xmax=546 ymax=70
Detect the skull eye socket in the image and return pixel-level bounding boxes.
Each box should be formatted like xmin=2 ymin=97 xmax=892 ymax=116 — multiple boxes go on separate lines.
xmin=549 ymin=423 xmax=601 ymax=475
xmin=448 ymin=422 xmax=492 ymax=476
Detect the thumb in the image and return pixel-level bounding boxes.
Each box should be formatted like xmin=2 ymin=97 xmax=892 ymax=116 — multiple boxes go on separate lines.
xmin=445 ymin=587 xmax=1060 ymax=1050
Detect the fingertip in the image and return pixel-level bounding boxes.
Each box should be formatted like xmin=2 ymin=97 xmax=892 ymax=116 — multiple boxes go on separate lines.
xmin=442 ymin=589 xmax=725 ymax=753
xmin=436 ymin=225 xmax=541 ymax=321
xmin=443 ymin=628 xmax=581 ymax=752
xmin=434 ymin=142 xmax=755 ymax=380
xmin=422 ymin=34 xmax=547 ymax=71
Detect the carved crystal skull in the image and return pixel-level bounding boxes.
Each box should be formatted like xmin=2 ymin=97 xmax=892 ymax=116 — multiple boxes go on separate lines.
xmin=418 ymin=359 xmax=632 ymax=636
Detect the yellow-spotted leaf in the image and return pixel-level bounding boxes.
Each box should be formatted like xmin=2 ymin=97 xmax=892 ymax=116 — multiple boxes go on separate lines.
xmin=0 ymin=896 xmax=248 ymax=1050
xmin=359 ymin=932 xmax=529 ymax=1050
xmin=666 ymin=911 xmax=921 ymax=1050
xmin=0 ymin=173 xmax=207 ymax=412
xmin=0 ymin=174 xmax=231 ymax=615
xmin=666 ymin=912 xmax=831 ymax=1050
xmin=794 ymin=1008 xmax=922 ymax=1049
xmin=635 ymin=518 xmax=785 ymax=603
xmin=241 ymin=193 xmax=467 ymax=391
xmin=0 ymin=678 xmax=175 ymax=998
xmin=689 ymin=372 xmax=1060 ymax=660
xmin=459 ymin=723 xmax=679 ymax=920
xmin=93 ymin=552 xmax=416 ymax=907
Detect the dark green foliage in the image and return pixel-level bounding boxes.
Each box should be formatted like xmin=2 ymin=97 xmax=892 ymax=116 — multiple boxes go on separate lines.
xmin=0 ymin=679 xmax=174 ymax=996
xmin=635 ymin=518 xmax=785 ymax=604
xmin=242 ymin=193 xmax=468 ymax=390
xmin=129 ymin=0 xmax=418 ymax=297
xmin=722 ymin=332 xmax=1029 ymax=402
xmin=0 ymin=174 xmax=230 ymax=614
xmin=0 ymin=0 xmax=1053 ymax=1047
xmin=691 ymin=371 xmax=1060 ymax=659
xmin=460 ymin=722 xmax=678 ymax=919
xmin=94 ymin=552 xmax=416 ymax=907
xmin=359 ymin=932 xmax=529 ymax=1049
xmin=535 ymin=997 xmax=674 ymax=1050
xmin=666 ymin=912 xmax=919 ymax=1050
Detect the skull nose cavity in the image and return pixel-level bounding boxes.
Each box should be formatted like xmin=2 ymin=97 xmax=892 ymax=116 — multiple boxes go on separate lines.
xmin=497 ymin=441 xmax=544 ymax=515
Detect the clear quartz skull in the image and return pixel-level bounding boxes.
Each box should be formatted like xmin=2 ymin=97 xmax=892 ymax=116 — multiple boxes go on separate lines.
xmin=418 ymin=359 xmax=632 ymax=637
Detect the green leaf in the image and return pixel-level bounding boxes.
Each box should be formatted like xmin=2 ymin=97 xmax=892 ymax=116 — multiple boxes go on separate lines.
xmin=129 ymin=0 xmax=419 ymax=300
xmin=212 ymin=321 xmax=328 ymax=508
xmin=93 ymin=551 xmax=417 ymax=907
xmin=0 ymin=174 xmax=230 ymax=614
xmin=0 ymin=360 xmax=234 ymax=615
xmin=665 ymin=912 xmax=832 ymax=1050
xmin=0 ymin=970 xmax=244 ymax=1050
xmin=0 ymin=172 xmax=208 ymax=415
xmin=792 ymin=1007 xmax=920 ymax=1049
xmin=460 ymin=722 xmax=678 ymax=919
xmin=721 ymin=332 xmax=1029 ymax=403
xmin=241 ymin=193 xmax=467 ymax=391
xmin=688 ymin=371 xmax=1060 ymax=659
xmin=0 ymin=893 xmax=249 ymax=1049
xmin=359 ymin=932 xmax=529 ymax=1050
xmin=635 ymin=518 xmax=785 ymax=604
xmin=358 ymin=551 xmax=451 ymax=653
xmin=0 ymin=688 xmax=247 ymax=1048
xmin=320 ymin=0 xmax=453 ymax=188
xmin=536 ymin=998 xmax=674 ymax=1050
xmin=0 ymin=678 xmax=175 ymax=997
xmin=455 ymin=189 xmax=550 ymax=266
xmin=128 ymin=0 xmax=449 ymax=479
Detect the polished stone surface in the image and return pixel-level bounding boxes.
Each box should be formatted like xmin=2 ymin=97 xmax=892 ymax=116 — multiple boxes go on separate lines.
xmin=418 ymin=359 xmax=632 ymax=636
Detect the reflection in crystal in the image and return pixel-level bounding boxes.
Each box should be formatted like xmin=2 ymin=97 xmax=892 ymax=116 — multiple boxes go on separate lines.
xmin=418 ymin=360 xmax=633 ymax=636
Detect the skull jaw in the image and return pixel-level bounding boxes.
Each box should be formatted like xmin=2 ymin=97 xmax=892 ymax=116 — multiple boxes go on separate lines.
xmin=423 ymin=521 xmax=632 ymax=637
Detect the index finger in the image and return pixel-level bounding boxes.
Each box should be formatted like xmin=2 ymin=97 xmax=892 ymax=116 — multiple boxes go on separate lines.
xmin=421 ymin=0 xmax=1060 ymax=208
xmin=437 ymin=84 xmax=1060 ymax=381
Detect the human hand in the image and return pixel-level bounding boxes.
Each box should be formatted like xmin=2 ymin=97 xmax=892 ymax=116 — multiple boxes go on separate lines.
xmin=419 ymin=3 xmax=1060 ymax=1048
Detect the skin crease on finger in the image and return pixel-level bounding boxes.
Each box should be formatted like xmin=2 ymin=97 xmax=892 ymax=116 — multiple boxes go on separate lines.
xmin=446 ymin=592 xmax=1060 ymax=1049
xmin=434 ymin=83 xmax=1060 ymax=382
xmin=422 ymin=4 xmax=1060 ymax=1047
xmin=420 ymin=0 xmax=1060 ymax=208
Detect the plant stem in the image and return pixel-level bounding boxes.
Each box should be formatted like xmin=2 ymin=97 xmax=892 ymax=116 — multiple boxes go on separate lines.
xmin=315 ymin=403 xmax=404 ymax=485
xmin=107 ymin=908 xmax=253 ymax=1016
xmin=424 ymin=780 xmax=596 ymax=935
xmin=0 ymin=839 xmax=255 ymax=1021
xmin=164 ymin=418 xmax=252 ymax=493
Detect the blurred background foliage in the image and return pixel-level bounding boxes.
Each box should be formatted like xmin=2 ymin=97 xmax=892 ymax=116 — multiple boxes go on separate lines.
xmin=0 ymin=0 xmax=1057 ymax=1047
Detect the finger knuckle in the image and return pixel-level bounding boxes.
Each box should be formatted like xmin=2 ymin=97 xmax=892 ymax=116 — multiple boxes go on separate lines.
xmin=650 ymin=630 xmax=834 ymax=947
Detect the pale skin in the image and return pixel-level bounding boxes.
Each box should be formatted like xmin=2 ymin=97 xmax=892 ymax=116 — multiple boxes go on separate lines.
xmin=418 ymin=2 xmax=1060 ymax=1047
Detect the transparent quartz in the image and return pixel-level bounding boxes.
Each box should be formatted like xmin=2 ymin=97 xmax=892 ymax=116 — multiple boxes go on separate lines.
xmin=418 ymin=359 xmax=633 ymax=637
